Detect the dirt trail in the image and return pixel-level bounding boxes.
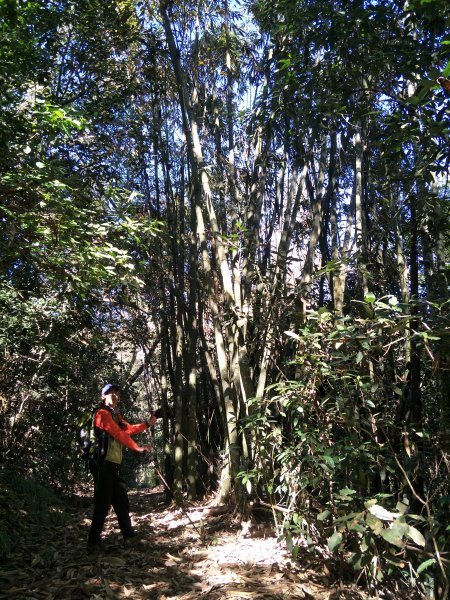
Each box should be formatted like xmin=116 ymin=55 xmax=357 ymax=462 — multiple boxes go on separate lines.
xmin=0 ymin=489 xmax=365 ymax=599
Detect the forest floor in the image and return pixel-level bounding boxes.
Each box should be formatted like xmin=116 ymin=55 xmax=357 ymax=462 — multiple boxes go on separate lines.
xmin=0 ymin=487 xmax=392 ymax=600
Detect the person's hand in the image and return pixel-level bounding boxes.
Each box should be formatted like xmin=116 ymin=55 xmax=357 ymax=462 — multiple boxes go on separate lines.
xmin=140 ymin=445 xmax=152 ymax=454
xmin=146 ymin=415 xmax=157 ymax=427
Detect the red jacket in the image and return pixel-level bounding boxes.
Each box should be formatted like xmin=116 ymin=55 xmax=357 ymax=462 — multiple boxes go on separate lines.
xmin=94 ymin=407 xmax=148 ymax=452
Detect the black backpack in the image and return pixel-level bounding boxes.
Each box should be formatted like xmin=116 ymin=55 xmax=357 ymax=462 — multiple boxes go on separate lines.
xmin=77 ymin=404 xmax=125 ymax=469
xmin=77 ymin=405 xmax=107 ymax=469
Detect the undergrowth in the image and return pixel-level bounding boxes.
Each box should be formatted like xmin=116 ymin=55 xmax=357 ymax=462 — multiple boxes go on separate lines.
xmin=238 ymin=299 xmax=450 ymax=599
xmin=0 ymin=467 xmax=68 ymax=562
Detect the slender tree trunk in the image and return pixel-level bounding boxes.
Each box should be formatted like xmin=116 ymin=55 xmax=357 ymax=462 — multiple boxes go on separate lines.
xmin=332 ymin=190 xmax=355 ymax=316
xmin=185 ymin=225 xmax=199 ymax=500
xmin=319 ymin=130 xmax=337 ymax=306
xmin=354 ymin=127 xmax=369 ymax=298
xmin=159 ymin=316 xmax=173 ymax=498
xmin=409 ymin=201 xmax=422 ymax=425
xmin=159 ymin=1 xmax=246 ymax=503
xmin=255 ymin=161 xmax=308 ymax=402
xmin=301 ymin=138 xmax=327 ymax=293
xmin=172 ymin=299 xmax=185 ymax=499
xmin=240 ymin=45 xmax=273 ymax=333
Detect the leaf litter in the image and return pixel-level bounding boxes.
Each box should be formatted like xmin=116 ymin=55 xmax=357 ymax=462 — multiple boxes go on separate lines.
xmin=0 ymin=488 xmax=368 ymax=599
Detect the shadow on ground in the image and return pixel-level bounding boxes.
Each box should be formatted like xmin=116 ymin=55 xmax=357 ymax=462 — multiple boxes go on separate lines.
xmin=0 ymin=488 xmax=369 ymax=599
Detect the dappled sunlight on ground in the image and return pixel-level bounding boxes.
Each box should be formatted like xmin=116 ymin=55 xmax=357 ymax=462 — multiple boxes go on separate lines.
xmin=0 ymin=488 xmax=370 ymax=599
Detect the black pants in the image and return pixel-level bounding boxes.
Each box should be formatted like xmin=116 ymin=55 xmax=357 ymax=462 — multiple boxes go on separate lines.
xmin=88 ymin=460 xmax=134 ymax=544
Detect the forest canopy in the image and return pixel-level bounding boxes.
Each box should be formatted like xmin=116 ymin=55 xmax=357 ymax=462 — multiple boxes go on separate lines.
xmin=1 ymin=0 xmax=449 ymax=596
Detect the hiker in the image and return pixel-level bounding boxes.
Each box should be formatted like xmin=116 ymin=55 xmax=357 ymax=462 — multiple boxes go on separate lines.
xmin=87 ymin=383 xmax=156 ymax=551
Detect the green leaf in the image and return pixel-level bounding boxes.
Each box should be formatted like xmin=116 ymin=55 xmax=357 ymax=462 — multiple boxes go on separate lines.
xmin=417 ymin=558 xmax=436 ymax=574
xmin=443 ymin=60 xmax=450 ymax=78
xmin=407 ymin=525 xmax=425 ymax=547
xmin=380 ymin=528 xmax=404 ymax=548
xmin=317 ymin=510 xmax=330 ymax=521
xmin=391 ymin=517 xmax=409 ymax=537
xmin=348 ymin=523 xmax=365 ymax=533
xmin=286 ymin=533 xmax=293 ymax=551
xmin=396 ymin=501 xmax=409 ymax=514
xmin=408 ymin=514 xmax=427 ymax=523
xmin=366 ymin=513 xmax=383 ymax=534
xmin=364 ymin=498 xmax=378 ymax=509
xmin=323 ymin=454 xmax=335 ymax=467
xmin=348 ymin=551 xmax=364 ymax=569
xmin=327 ymin=531 xmax=343 ymax=552
xmin=364 ymin=293 xmax=376 ymax=303
xmin=335 ymin=511 xmax=364 ymax=524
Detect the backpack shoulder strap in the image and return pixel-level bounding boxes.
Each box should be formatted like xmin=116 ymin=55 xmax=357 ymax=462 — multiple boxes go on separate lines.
xmin=92 ymin=404 xmax=118 ymax=435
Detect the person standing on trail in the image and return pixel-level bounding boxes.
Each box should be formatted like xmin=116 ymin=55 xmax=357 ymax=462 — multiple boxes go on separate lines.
xmin=87 ymin=383 xmax=156 ymax=551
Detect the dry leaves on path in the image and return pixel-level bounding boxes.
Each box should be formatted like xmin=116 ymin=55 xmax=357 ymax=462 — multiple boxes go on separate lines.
xmin=0 ymin=488 xmax=367 ymax=600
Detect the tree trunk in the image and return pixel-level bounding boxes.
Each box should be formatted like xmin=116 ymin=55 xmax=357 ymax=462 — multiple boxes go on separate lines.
xmin=354 ymin=127 xmax=369 ymax=298
xmin=301 ymin=138 xmax=327 ymax=293
xmin=159 ymin=1 xmax=246 ymax=503
xmin=408 ymin=201 xmax=422 ymax=426
xmin=185 ymin=226 xmax=199 ymax=500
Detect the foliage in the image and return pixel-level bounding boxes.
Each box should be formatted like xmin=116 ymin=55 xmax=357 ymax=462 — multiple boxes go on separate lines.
xmin=0 ymin=467 xmax=67 ymax=562
xmin=239 ymin=297 xmax=449 ymax=595
xmin=0 ymin=0 xmax=162 ymax=490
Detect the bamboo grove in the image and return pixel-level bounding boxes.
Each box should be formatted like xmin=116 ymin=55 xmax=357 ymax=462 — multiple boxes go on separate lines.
xmin=1 ymin=0 xmax=449 ymax=595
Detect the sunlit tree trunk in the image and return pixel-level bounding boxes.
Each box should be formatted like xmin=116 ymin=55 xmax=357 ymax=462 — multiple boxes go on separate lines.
xmin=152 ymin=98 xmax=174 ymax=495
xmin=159 ymin=0 xmax=247 ymax=503
xmin=332 ymin=188 xmax=355 ymax=316
xmin=354 ymin=127 xmax=369 ymax=298
xmin=408 ymin=200 xmax=422 ymax=425
xmin=255 ymin=161 xmax=308 ymax=401
xmin=185 ymin=224 xmax=199 ymax=500
xmin=301 ymin=138 xmax=327 ymax=293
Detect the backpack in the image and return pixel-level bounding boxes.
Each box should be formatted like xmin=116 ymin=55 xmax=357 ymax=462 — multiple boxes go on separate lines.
xmin=77 ymin=404 xmax=123 ymax=469
xmin=76 ymin=405 xmax=106 ymax=469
